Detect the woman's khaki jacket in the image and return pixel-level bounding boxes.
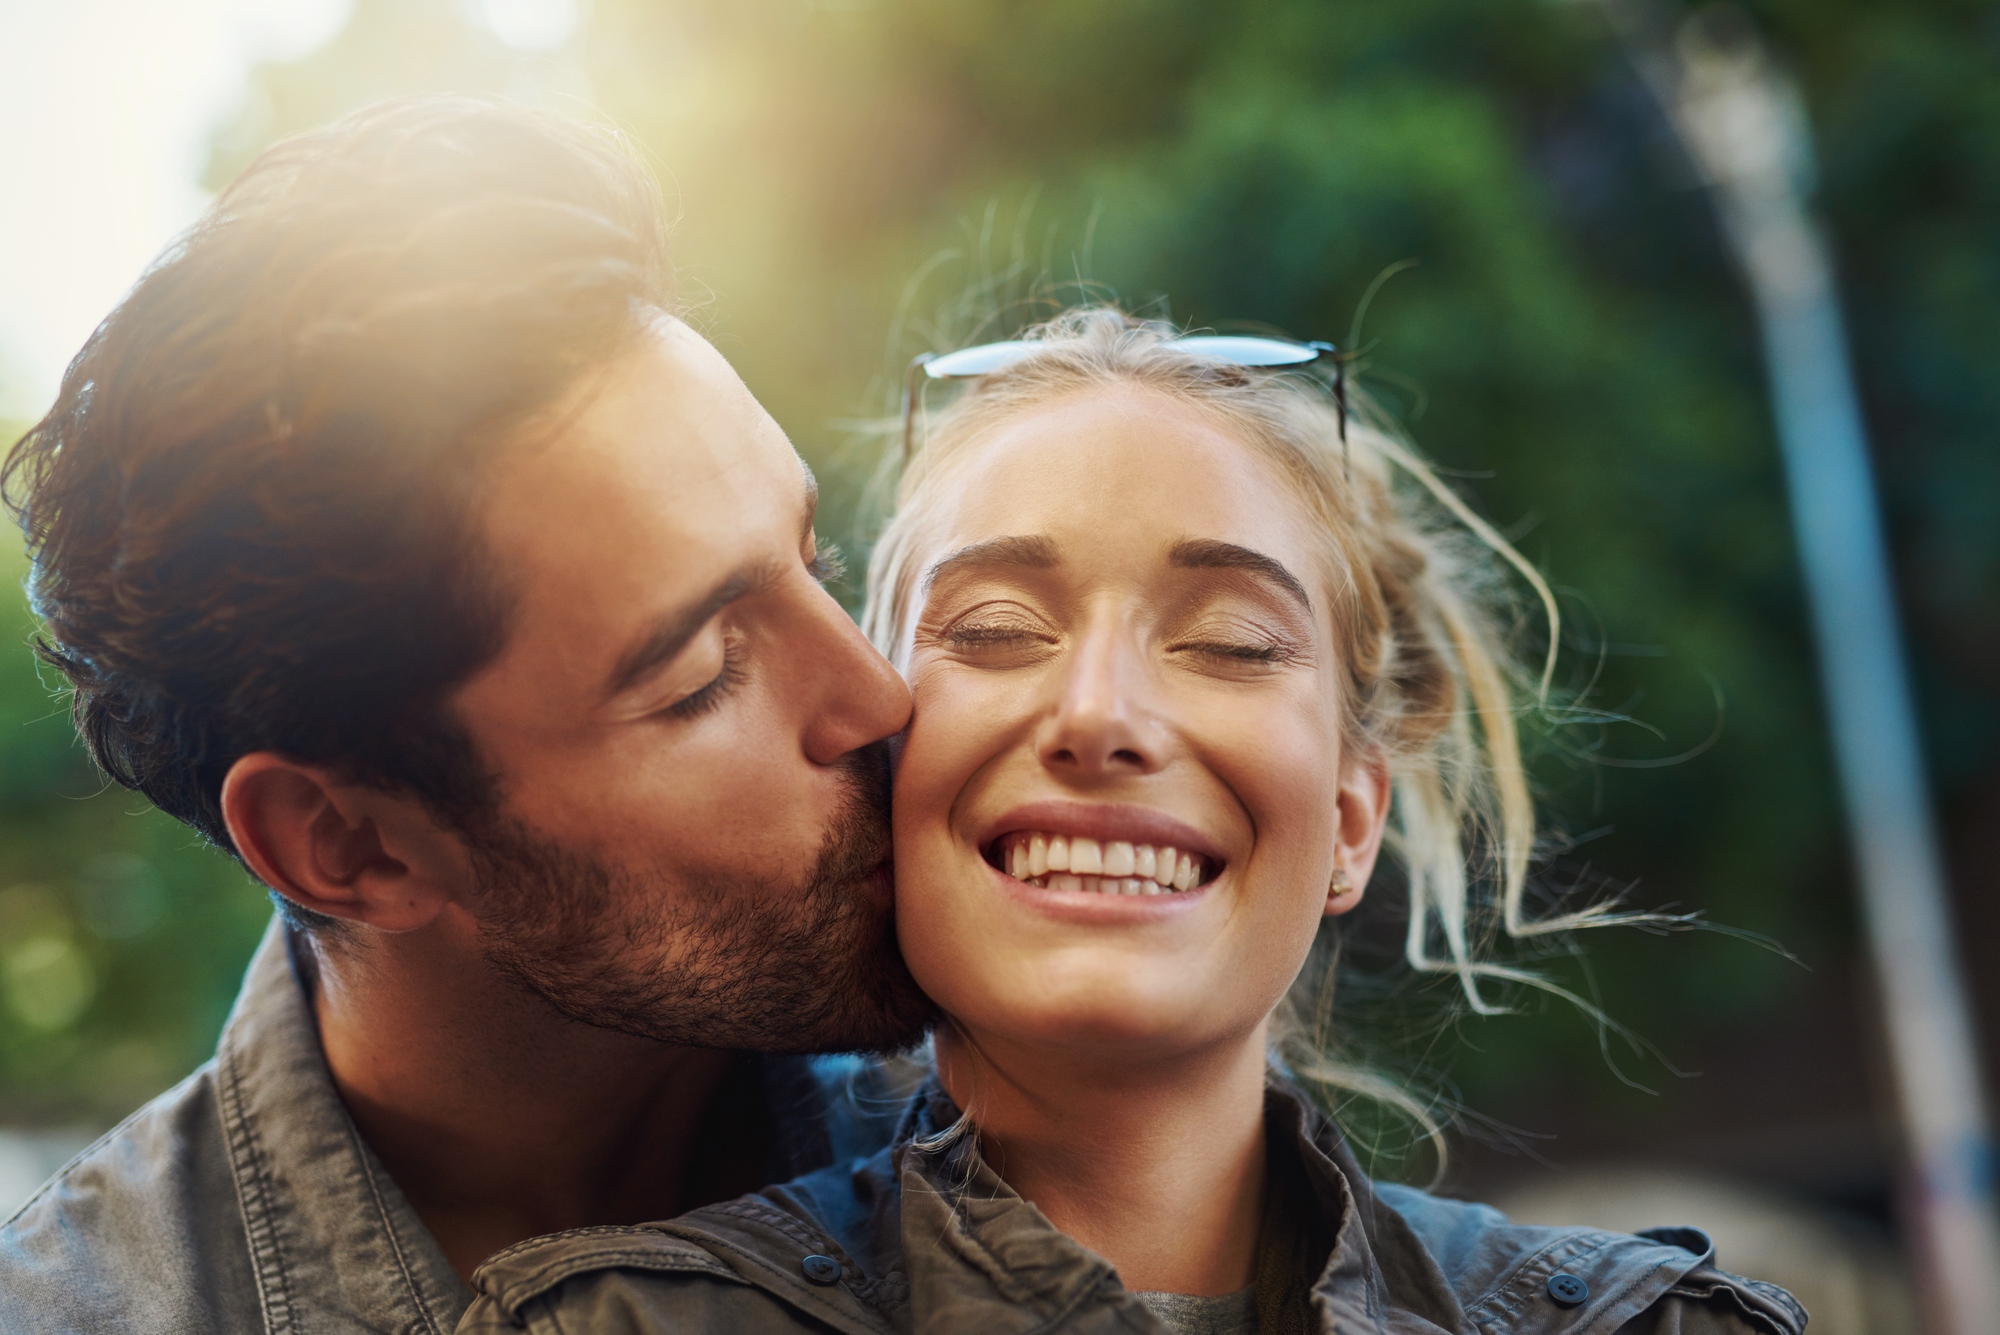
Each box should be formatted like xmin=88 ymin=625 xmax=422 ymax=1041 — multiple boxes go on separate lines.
xmin=458 ymin=1081 xmax=1805 ymax=1335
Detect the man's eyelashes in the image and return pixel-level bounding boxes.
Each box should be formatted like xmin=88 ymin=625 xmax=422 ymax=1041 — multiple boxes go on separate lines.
xmin=662 ymin=641 xmax=747 ymax=720
xmin=807 ymin=542 xmax=846 ymax=584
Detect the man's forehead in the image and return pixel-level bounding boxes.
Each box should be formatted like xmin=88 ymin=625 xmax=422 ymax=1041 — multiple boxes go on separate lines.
xmin=490 ymin=324 xmax=792 ymax=520
xmin=474 ymin=323 xmax=809 ymax=654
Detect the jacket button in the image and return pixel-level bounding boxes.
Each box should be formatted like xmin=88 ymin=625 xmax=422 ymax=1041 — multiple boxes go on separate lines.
xmin=801 ymin=1254 xmax=843 ymax=1285
xmin=1547 ymin=1272 xmax=1589 ymax=1307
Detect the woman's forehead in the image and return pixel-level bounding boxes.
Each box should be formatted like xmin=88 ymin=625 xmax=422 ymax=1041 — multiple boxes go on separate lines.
xmin=927 ymin=384 xmax=1324 ymax=588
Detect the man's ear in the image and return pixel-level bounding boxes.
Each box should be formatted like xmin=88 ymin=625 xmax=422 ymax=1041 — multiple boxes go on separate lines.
xmin=220 ymin=753 xmax=476 ymax=933
xmin=1325 ymin=747 xmax=1393 ymax=917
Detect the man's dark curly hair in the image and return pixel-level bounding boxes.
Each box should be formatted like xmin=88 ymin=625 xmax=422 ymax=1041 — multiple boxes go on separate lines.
xmin=2 ymin=95 xmax=673 ymax=930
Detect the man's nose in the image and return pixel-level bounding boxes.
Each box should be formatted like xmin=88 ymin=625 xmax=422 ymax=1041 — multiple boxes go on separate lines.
xmin=1035 ymin=618 xmax=1165 ymax=779
xmin=797 ymin=580 xmax=912 ymax=766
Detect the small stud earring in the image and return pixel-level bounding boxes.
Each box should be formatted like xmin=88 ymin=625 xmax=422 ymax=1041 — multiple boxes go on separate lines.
xmin=1330 ymin=868 xmax=1352 ymax=896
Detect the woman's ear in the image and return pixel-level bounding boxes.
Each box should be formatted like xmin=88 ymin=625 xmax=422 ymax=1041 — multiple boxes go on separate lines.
xmin=1325 ymin=747 xmax=1392 ymax=917
xmin=220 ymin=753 xmax=476 ymax=933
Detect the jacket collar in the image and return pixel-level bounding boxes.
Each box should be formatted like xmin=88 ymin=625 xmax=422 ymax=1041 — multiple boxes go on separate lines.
xmin=213 ymin=919 xmax=471 ymax=1335
xmin=1292 ymin=1083 xmax=1730 ymax=1334
xmin=881 ymin=1079 xmax=1721 ymax=1334
xmin=893 ymin=1086 xmax=1143 ymax=1333
xmin=470 ymin=1072 xmax=1742 ymax=1334
xmin=887 ymin=1081 xmax=1379 ymax=1333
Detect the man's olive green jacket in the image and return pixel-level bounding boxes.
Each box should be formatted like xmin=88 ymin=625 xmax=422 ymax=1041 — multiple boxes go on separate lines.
xmin=459 ymin=1082 xmax=1806 ymax=1335
xmin=0 ymin=920 xmax=894 ymax=1335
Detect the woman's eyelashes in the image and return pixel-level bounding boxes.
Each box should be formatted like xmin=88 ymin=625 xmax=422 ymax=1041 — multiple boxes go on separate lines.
xmin=1177 ymin=639 xmax=1295 ymax=664
xmin=661 ymin=637 xmax=748 ymax=720
xmin=1169 ymin=631 xmax=1304 ymax=666
xmin=927 ymin=602 xmax=1304 ymax=671
xmin=932 ymin=603 xmax=1058 ymax=654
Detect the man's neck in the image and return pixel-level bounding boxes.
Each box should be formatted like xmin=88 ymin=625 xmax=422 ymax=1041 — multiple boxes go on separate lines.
xmin=307 ymin=927 xmax=737 ymax=1282
xmin=935 ymin=1024 xmax=1271 ymax=1296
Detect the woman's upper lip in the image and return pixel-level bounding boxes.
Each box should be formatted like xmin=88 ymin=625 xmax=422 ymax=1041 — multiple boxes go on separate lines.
xmin=976 ymin=799 xmax=1225 ymax=865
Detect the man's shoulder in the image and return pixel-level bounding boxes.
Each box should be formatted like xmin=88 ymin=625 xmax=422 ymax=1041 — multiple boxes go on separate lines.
xmin=461 ymin=1140 xmax=912 ymax=1335
xmin=1371 ymin=1183 xmax=1806 ymax=1334
xmin=461 ymin=1207 xmax=896 ymax=1335
xmin=0 ymin=1062 xmax=255 ymax=1335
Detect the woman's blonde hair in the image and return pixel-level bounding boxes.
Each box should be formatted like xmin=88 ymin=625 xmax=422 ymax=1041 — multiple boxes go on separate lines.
xmin=864 ymin=306 xmax=1629 ymax=1165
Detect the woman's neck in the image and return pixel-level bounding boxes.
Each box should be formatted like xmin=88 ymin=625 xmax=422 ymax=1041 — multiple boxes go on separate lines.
xmin=934 ymin=1023 xmax=1272 ymax=1296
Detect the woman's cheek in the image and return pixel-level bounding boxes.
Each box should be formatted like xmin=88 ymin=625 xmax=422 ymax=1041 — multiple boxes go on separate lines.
xmin=889 ymin=822 xmax=965 ymax=1013
xmin=1208 ymin=687 xmax=1345 ymax=921
xmin=891 ymin=666 xmax=997 ymax=992
xmin=1201 ymin=672 xmax=1338 ymax=817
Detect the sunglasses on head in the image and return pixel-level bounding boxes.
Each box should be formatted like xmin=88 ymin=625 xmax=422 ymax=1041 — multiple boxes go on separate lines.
xmin=900 ymin=334 xmax=1347 ymax=463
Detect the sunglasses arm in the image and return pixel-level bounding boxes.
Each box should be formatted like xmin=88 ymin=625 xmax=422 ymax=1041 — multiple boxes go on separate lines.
xmin=901 ymin=353 xmax=935 ymax=465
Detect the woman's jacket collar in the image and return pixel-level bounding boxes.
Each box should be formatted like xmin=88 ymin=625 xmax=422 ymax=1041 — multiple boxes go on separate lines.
xmin=462 ymin=1076 xmax=1806 ymax=1334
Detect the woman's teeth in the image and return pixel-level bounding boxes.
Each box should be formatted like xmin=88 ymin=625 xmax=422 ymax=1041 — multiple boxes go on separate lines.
xmin=998 ymin=833 xmax=1209 ymax=895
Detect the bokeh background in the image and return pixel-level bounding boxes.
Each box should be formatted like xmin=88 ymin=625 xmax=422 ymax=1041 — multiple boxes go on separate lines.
xmin=2 ymin=1 xmax=1995 ymax=1327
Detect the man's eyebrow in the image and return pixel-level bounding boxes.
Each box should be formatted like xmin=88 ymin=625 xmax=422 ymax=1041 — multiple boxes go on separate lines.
xmin=921 ymin=534 xmax=1061 ymax=594
xmin=1169 ymin=538 xmax=1312 ymax=612
xmin=606 ymin=567 xmax=765 ymax=699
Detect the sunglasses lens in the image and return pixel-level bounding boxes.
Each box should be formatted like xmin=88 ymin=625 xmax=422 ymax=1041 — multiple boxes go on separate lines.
xmin=1171 ymin=336 xmax=1323 ymax=366
xmin=907 ymin=332 xmax=1336 ymax=460
xmin=923 ymin=340 xmax=1044 ymax=379
xmin=921 ymin=334 xmax=1328 ymax=381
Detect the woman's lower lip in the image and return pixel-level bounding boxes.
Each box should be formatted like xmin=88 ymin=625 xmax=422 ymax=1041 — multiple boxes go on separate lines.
xmin=984 ymin=858 xmax=1209 ymax=922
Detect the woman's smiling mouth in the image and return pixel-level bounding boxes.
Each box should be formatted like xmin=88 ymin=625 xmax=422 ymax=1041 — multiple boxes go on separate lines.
xmin=975 ymin=800 xmax=1229 ymax=904
xmin=988 ymin=832 xmax=1214 ymax=895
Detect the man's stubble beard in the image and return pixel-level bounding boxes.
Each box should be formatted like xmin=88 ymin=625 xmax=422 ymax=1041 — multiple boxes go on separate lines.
xmin=465 ymin=742 xmax=937 ymax=1055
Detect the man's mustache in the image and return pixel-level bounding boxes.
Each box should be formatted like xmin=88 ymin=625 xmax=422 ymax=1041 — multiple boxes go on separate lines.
xmin=832 ymin=738 xmax=895 ymax=863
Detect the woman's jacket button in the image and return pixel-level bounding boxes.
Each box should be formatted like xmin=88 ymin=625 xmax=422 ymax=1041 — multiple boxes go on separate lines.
xmin=801 ymin=1254 xmax=844 ymax=1285
xmin=1546 ymin=1272 xmax=1589 ymax=1307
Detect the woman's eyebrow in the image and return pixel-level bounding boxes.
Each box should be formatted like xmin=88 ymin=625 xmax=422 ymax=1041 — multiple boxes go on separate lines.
xmin=921 ymin=534 xmax=1060 ymax=593
xmin=1169 ymin=538 xmax=1311 ymax=612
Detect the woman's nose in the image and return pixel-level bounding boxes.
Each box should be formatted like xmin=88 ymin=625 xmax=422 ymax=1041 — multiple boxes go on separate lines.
xmin=1035 ymin=623 xmax=1164 ymax=778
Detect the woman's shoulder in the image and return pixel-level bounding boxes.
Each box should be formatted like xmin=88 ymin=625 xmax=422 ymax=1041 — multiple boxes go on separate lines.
xmin=1366 ymin=1181 xmax=1808 ymax=1334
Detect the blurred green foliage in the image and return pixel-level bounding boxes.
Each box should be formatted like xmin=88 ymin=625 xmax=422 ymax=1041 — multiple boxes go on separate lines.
xmin=0 ymin=511 xmax=272 ymax=1123
xmin=6 ymin=0 xmax=1994 ymax=1145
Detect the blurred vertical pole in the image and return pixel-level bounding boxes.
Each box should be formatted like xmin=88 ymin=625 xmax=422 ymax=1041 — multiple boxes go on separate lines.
xmin=1594 ymin=6 xmax=2000 ymax=1332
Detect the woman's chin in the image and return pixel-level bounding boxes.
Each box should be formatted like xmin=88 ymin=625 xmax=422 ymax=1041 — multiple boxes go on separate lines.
xmin=923 ymin=967 xmax=1250 ymax=1063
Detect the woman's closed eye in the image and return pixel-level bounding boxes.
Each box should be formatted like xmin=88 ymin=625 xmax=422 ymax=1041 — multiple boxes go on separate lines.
xmin=1181 ymin=640 xmax=1291 ymax=662
xmin=929 ymin=603 xmax=1059 ymax=656
xmin=1167 ymin=619 xmax=1307 ymax=670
